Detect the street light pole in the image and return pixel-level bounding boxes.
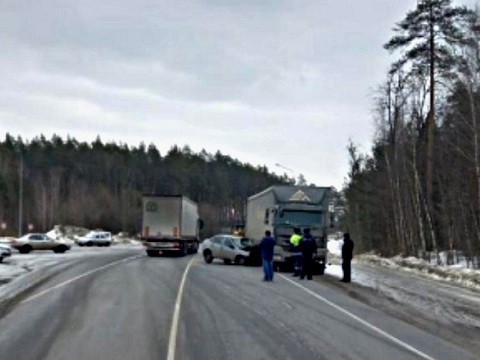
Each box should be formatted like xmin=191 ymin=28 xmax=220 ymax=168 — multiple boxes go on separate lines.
xmin=275 ymin=163 xmax=294 ymax=174
xmin=18 ymin=153 xmax=23 ymax=238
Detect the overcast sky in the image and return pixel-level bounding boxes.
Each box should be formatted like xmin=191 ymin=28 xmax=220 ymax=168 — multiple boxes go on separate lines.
xmin=2 ymin=0 xmax=470 ymax=188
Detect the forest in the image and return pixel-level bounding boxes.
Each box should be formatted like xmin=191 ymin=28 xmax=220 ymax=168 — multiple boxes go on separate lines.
xmin=0 ymin=134 xmax=293 ymax=237
xmin=344 ymin=0 xmax=480 ymax=267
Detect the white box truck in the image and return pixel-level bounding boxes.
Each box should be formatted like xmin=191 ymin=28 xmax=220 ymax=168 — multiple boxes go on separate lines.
xmin=246 ymin=186 xmax=332 ymax=274
xmin=141 ymin=195 xmax=200 ymax=256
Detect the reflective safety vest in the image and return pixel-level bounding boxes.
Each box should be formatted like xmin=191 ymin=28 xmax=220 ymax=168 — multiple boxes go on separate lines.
xmin=290 ymin=234 xmax=302 ymax=246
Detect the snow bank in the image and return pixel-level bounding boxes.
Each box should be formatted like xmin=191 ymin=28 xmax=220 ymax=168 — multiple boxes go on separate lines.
xmin=356 ymin=253 xmax=480 ymax=290
xmin=46 ymin=224 xmax=89 ymax=244
xmin=48 ymin=225 xmax=140 ymax=245
xmin=327 ymin=238 xmax=343 ymax=257
xmin=113 ymin=232 xmax=141 ymax=245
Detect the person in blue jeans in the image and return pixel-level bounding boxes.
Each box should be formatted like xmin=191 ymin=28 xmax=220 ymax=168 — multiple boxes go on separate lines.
xmin=259 ymin=230 xmax=276 ymax=281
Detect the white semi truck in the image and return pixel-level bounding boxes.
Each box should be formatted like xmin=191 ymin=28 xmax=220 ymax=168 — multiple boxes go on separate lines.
xmin=141 ymin=195 xmax=200 ymax=256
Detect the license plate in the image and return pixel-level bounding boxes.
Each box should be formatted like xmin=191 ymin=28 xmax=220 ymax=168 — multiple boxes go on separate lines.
xmin=155 ymin=242 xmax=170 ymax=247
xmin=274 ymin=255 xmax=282 ymax=261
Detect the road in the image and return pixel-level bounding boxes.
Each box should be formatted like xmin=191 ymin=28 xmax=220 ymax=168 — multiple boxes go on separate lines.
xmin=0 ymin=249 xmax=478 ymax=360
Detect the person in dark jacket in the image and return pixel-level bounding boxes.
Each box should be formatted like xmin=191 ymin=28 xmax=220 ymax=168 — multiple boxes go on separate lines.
xmin=341 ymin=233 xmax=354 ymax=282
xmin=259 ymin=230 xmax=276 ymax=281
xmin=299 ymin=228 xmax=317 ymax=280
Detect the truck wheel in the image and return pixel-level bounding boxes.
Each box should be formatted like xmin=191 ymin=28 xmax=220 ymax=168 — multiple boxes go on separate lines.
xmin=276 ymin=262 xmax=291 ymax=273
xmin=203 ymin=250 xmax=213 ymax=264
xmin=223 ymin=259 xmax=231 ymax=265
xmin=234 ymin=256 xmax=246 ymax=266
xmin=147 ymin=250 xmax=160 ymax=257
xmin=314 ymin=263 xmax=325 ymax=275
xmin=192 ymin=241 xmax=199 ymax=254
xmin=179 ymin=244 xmax=187 ymax=257
xmin=318 ymin=265 xmax=325 ymax=275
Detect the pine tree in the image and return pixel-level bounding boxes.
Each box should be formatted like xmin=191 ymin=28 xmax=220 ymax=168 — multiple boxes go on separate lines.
xmin=384 ymin=0 xmax=473 ymax=215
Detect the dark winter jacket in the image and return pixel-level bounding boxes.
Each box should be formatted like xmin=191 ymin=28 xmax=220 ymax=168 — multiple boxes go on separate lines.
xmin=259 ymin=236 xmax=276 ymax=262
xmin=342 ymin=234 xmax=354 ymax=261
xmin=299 ymin=235 xmax=317 ymax=259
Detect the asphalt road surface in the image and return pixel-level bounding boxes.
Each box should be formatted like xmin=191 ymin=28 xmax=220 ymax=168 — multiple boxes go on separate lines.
xmin=0 ymin=249 xmax=478 ymax=360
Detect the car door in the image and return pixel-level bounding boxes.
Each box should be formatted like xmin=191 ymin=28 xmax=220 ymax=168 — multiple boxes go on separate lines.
xmin=96 ymin=233 xmax=104 ymax=244
xmin=42 ymin=234 xmax=57 ymax=250
xmin=29 ymin=234 xmax=46 ymax=250
xmin=223 ymin=237 xmax=237 ymax=261
xmin=210 ymin=236 xmax=224 ymax=258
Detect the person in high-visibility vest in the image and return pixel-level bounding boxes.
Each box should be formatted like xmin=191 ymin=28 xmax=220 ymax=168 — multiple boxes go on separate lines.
xmin=290 ymin=228 xmax=303 ymax=277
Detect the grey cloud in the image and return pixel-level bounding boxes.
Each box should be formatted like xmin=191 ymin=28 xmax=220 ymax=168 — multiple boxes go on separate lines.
xmin=1 ymin=0 xmax=423 ymax=187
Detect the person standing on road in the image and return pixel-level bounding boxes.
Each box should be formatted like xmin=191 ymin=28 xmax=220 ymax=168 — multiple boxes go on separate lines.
xmin=341 ymin=233 xmax=354 ymax=282
xmin=299 ymin=228 xmax=317 ymax=280
xmin=259 ymin=230 xmax=276 ymax=281
xmin=290 ymin=228 xmax=303 ymax=277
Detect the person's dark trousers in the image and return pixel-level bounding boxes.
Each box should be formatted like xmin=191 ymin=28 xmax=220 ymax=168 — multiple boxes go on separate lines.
xmin=293 ymin=254 xmax=303 ymax=277
xmin=342 ymin=260 xmax=351 ymax=282
xmin=262 ymin=259 xmax=274 ymax=281
xmin=301 ymin=257 xmax=313 ymax=280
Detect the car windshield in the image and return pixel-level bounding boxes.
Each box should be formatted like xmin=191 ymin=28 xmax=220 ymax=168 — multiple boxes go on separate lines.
xmin=277 ymin=211 xmax=323 ymax=226
xmin=233 ymin=238 xmax=252 ymax=247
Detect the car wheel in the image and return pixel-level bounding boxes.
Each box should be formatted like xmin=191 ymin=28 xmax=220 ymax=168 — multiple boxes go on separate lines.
xmin=203 ymin=250 xmax=213 ymax=264
xmin=19 ymin=245 xmax=32 ymax=254
xmin=78 ymin=243 xmax=84 ymax=247
xmin=54 ymin=245 xmax=68 ymax=254
xmin=105 ymin=242 xmax=111 ymax=247
xmin=86 ymin=241 xmax=93 ymax=247
xmin=223 ymin=259 xmax=232 ymax=265
xmin=235 ymin=255 xmax=246 ymax=266
xmin=0 ymin=256 xmax=3 ymax=263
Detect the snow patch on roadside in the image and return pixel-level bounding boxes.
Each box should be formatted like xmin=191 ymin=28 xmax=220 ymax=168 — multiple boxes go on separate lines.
xmin=327 ymin=238 xmax=342 ymax=257
xmin=0 ymin=245 xmax=142 ymax=288
xmin=356 ymin=253 xmax=480 ymax=291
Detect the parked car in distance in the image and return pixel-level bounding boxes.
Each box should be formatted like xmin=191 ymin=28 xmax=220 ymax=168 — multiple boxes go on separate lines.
xmin=76 ymin=231 xmax=113 ymax=247
xmin=11 ymin=233 xmax=71 ymax=254
xmin=0 ymin=243 xmax=12 ymax=262
xmin=202 ymin=235 xmax=251 ymax=265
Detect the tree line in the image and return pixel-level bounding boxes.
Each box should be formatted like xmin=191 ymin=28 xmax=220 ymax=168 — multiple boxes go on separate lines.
xmin=0 ymin=134 xmax=293 ymax=237
xmin=344 ymin=0 xmax=480 ymax=267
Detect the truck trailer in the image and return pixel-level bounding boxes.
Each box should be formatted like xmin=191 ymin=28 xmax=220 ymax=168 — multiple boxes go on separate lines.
xmin=141 ymin=195 xmax=200 ymax=256
xmin=246 ymin=186 xmax=332 ymax=274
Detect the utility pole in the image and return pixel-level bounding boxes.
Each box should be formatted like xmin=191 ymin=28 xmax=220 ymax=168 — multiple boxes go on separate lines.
xmin=18 ymin=153 xmax=23 ymax=238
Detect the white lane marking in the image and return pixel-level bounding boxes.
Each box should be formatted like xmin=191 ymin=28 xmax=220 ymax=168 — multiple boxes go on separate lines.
xmin=279 ymin=274 xmax=435 ymax=360
xmin=20 ymin=254 xmax=142 ymax=304
xmin=281 ymin=301 xmax=292 ymax=310
xmin=167 ymin=256 xmax=196 ymax=360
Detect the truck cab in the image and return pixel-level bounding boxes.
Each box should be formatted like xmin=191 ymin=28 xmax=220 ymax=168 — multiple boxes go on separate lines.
xmin=246 ymin=186 xmax=331 ymax=274
xmin=271 ymin=207 xmax=327 ymax=273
